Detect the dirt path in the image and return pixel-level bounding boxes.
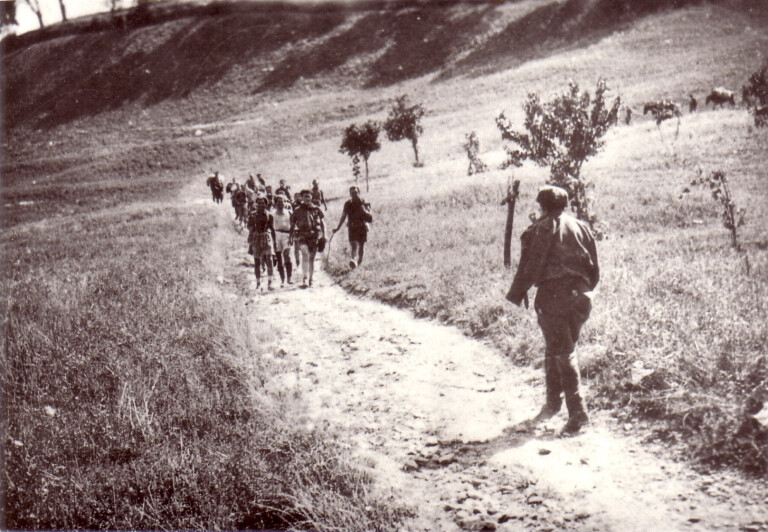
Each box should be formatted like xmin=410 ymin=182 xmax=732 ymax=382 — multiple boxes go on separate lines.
xmin=218 ymin=223 xmax=768 ymax=532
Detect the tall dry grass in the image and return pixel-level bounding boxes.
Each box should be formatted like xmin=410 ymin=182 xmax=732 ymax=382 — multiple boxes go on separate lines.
xmin=1 ymin=198 xmax=407 ymax=530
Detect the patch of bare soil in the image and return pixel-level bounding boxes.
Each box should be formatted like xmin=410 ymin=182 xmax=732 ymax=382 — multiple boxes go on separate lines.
xmin=217 ymin=214 xmax=768 ymax=531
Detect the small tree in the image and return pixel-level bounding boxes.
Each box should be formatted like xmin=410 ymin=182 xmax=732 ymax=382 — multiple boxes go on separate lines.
xmin=743 ymin=62 xmax=768 ymax=127
xmin=496 ymin=79 xmax=620 ymax=227
xmin=339 ymin=120 xmax=381 ymax=192
xmin=688 ymin=170 xmax=746 ymax=251
xmin=19 ymin=0 xmax=43 ymax=28
xmin=743 ymin=62 xmax=768 ymax=107
xmin=384 ymin=94 xmax=425 ymax=167
xmin=57 ymin=0 xmax=67 ymax=22
xmin=463 ymin=131 xmax=489 ymax=175
xmin=1 ymin=1 xmax=16 ymax=27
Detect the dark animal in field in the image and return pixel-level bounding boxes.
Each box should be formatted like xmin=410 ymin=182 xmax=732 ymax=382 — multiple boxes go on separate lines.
xmin=754 ymin=105 xmax=768 ymax=128
xmin=644 ymin=100 xmax=682 ymax=139
xmin=643 ymin=100 xmax=679 ymax=116
xmin=206 ymin=172 xmax=224 ymax=203
xmin=705 ymin=87 xmax=736 ymax=108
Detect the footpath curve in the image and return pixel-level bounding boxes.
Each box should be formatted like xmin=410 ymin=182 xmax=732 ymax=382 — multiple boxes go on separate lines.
xmin=219 ymin=222 xmax=768 ymax=532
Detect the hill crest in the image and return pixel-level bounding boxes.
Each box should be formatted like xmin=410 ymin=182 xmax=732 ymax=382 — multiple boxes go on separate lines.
xmin=3 ymin=0 xmax=765 ymax=131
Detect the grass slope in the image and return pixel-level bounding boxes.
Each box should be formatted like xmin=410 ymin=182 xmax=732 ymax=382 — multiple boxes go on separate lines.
xmin=1 ymin=198 xmax=406 ymax=529
xmin=2 ymin=0 xmax=768 ymax=527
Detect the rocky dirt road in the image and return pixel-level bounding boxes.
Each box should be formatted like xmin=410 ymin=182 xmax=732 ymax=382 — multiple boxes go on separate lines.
xmin=220 ymin=230 xmax=768 ymax=532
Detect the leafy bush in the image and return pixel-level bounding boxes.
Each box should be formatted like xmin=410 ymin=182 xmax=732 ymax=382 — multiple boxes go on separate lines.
xmin=463 ymin=131 xmax=489 ymax=176
xmin=496 ymin=79 xmax=620 ymax=227
xmin=340 ymin=120 xmax=381 ymax=191
xmin=383 ymin=94 xmax=425 ymax=167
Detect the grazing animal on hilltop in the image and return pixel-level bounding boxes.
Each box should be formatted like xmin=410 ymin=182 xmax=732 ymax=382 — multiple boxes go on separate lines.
xmin=644 ymin=100 xmax=682 ymax=139
xmin=705 ymin=87 xmax=736 ymax=108
xmin=643 ymin=100 xmax=679 ymax=116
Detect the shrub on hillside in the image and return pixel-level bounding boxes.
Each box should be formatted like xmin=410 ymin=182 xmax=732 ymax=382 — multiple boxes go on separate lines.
xmin=496 ymin=79 xmax=620 ymax=228
xmin=384 ymin=94 xmax=426 ymax=167
xmin=463 ymin=131 xmax=489 ymax=176
xmin=340 ymin=120 xmax=382 ymax=192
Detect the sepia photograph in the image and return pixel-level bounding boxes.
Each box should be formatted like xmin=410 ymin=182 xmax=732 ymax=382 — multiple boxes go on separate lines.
xmin=1 ymin=0 xmax=767 ymax=530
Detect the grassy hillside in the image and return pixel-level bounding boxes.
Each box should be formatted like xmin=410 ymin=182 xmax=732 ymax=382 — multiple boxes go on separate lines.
xmin=2 ymin=0 xmax=768 ymax=527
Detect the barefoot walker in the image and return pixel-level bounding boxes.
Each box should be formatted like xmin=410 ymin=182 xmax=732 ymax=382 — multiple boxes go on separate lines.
xmin=333 ymin=186 xmax=373 ymax=270
xmin=273 ymin=194 xmax=294 ymax=286
xmin=506 ymin=186 xmax=599 ymax=434
xmin=247 ymin=195 xmax=276 ymax=290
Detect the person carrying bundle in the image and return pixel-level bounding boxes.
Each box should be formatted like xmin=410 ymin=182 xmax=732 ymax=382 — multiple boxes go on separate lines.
xmin=333 ymin=186 xmax=372 ymax=270
xmin=289 ymin=190 xmax=326 ymax=288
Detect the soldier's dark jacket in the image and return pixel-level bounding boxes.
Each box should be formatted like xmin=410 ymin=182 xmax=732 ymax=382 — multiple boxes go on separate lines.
xmin=507 ymin=212 xmax=599 ymax=305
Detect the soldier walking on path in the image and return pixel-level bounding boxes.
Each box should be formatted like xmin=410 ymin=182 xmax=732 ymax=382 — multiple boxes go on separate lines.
xmin=333 ymin=186 xmax=372 ymax=270
xmin=505 ymin=185 xmax=599 ymax=435
xmin=290 ymin=190 xmax=326 ymax=288
xmin=247 ymin=195 xmax=276 ymax=291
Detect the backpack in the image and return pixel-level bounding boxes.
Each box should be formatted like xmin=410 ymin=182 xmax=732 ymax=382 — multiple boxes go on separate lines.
xmin=294 ymin=206 xmax=319 ymax=234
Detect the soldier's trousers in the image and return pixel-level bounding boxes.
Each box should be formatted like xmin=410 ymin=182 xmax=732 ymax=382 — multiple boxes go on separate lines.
xmin=534 ymin=278 xmax=592 ymax=415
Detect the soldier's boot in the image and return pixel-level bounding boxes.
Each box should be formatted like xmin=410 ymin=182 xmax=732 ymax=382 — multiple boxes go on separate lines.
xmin=533 ymin=400 xmax=562 ymax=423
xmin=562 ymin=394 xmax=589 ymax=434
xmin=286 ymin=262 xmax=293 ymax=284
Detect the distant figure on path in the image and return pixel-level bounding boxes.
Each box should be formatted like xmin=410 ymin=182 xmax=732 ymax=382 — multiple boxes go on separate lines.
xmin=206 ymin=171 xmax=224 ymax=203
xmin=333 ymin=186 xmax=372 ymax=270
xmin=275 ymin=179 xmax=292 ymax=202
xmin=311 ymin=179 xmax=328 ymax=211
xmin=689 ymin=94 xmax=697 ymax=113
xmin=506 ymin=185 xmax=599 ymax=435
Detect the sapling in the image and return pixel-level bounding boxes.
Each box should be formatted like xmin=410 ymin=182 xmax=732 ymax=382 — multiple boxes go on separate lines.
xmin=463 ymin=131 xmax=489 ymax=176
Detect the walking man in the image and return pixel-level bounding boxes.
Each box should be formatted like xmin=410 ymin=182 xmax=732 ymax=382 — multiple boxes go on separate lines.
xmin=506 ymin=186 xmax=599 ymax=434
xmin=275 ymin=179 xmax=292 ymax=202
xmin=273 ymin=193 xmax=294 ymax=286
xmin=247 ymin=195 xmax=276 ymax=291
xmin=311 ymin=179 xmax=328 ymax=211
xmin=206 ymin=171 xmax=224 ymax=203
xmin=290 ymin=190 xmax=326 ymax=288
xmin=333 ymin=186 xmax=372 ymax=270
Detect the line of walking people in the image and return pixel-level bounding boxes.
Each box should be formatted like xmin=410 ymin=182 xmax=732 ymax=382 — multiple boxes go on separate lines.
xmin=206 ymin=171 xmax=372 ymax=291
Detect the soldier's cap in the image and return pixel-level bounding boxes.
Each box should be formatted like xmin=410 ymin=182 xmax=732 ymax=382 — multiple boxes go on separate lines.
xmin=299 ymin=189 xmax=312 ymax=196
xmin=536 ymin=185 xmax=568 ymax=211
xmin=275 ymin=193 xmax=287 ymax=201
xmin=255 ymin=194 xmax=268 ymax=203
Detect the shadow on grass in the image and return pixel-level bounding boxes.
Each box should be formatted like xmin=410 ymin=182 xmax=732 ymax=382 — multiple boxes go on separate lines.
xmin=437 ymin=0 xmax=705 ymax=81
